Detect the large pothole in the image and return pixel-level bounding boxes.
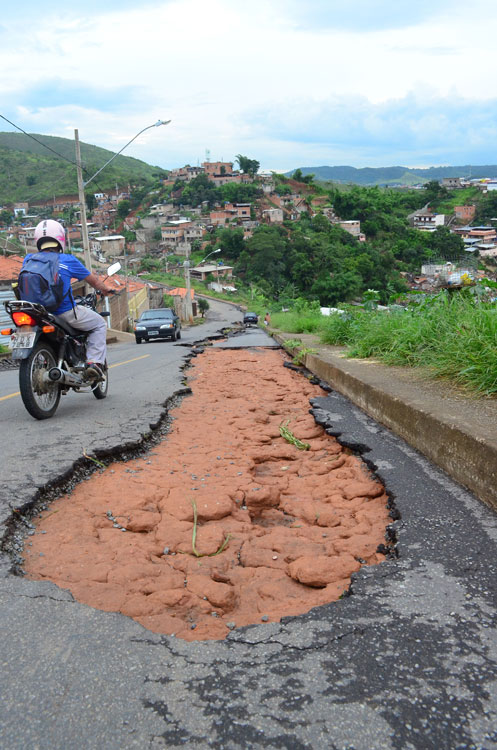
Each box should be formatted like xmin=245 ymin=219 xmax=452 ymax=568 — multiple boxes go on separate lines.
xmin=23 ymin=348 xmax=391 ymax=641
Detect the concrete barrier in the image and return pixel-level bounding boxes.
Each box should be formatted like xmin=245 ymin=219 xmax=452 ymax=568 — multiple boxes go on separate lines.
xmin=273 ymin=332 xmax=497 ymax=511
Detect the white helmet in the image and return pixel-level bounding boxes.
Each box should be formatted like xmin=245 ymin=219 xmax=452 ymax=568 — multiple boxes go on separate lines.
xmin=34 ymin=219 xmax=66 ymax=252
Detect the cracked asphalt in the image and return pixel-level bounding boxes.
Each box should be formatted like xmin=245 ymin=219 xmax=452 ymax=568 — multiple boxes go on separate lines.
xmin=1 ymin=300 xmax=496 ymax=749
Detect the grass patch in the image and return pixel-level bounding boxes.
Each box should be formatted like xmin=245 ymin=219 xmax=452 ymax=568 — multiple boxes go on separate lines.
xmin=325 ymin=293 xmax=497 ymax=395
xmin=273 ymin=290 xmax=497 ymax=396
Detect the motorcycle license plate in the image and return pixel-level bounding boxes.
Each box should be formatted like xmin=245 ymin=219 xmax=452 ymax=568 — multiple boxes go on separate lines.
xmin=11 ymin=331 xmax=36 ymax=349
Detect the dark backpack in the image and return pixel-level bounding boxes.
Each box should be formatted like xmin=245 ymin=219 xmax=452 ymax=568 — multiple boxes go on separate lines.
xmin=17 ymin=252 xmax=66 ymax=312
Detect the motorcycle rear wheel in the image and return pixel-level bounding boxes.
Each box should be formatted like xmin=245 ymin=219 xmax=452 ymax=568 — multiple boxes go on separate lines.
xmin=93 ymin=366 xmax=108 ymax=400
xmin=19 ymin=343 xmax=61 ymax=420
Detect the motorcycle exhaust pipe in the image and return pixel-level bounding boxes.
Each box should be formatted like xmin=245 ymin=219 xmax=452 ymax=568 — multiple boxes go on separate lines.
xmin=44 ymin=367 xmax=84 ymax=387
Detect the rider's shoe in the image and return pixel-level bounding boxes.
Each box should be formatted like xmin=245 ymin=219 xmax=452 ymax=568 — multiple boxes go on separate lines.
xmin=84 ymin=362 xmax=105 ymax=381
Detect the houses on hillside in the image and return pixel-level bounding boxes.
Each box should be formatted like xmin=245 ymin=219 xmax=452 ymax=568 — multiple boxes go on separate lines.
xmin=166 ymin=161 xmax=252 ymax=187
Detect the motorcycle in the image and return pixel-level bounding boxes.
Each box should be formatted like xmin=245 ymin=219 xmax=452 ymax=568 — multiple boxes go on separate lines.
xmin=2 ymin=263 xmax=121 ymax=420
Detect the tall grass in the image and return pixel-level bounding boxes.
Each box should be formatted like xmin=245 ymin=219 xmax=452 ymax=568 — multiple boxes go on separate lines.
xmin=275 ymin=293 xmax=497 ymax=396
xmin=270 ymin=309 xmax=324 ymax=334
xmin=328 ymin=294 xmax=497 ymax=395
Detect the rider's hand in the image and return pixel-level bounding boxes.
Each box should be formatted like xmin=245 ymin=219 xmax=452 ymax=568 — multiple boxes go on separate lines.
xmin=100 ymin=286 xmax=116 ymax=296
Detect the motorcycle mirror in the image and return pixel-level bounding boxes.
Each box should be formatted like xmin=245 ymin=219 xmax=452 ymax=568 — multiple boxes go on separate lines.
xmin=107 ymin=262 xmax=122 ymax=277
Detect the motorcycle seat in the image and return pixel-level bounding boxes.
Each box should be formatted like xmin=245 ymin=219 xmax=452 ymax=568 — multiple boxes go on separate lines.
xmin=52 ymin=315 xmax=82 ymax=337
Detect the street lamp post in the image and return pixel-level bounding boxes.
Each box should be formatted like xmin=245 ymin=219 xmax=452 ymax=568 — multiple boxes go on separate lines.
xmin=183 ymin=259 xmax=193 ymax=324
xmin=182 ymin=247 xmax=221 ymax=324
xmin=199 ymin=247 xmax=222 ymax=291
xmin=74 ymin=119 xmax=171 ymax=275
xmin=199 ymin=247 xmax=221 ymax=265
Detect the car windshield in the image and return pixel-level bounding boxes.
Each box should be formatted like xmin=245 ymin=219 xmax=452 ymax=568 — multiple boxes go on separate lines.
xmin=140 ymin=309 xmax=174 ymax=320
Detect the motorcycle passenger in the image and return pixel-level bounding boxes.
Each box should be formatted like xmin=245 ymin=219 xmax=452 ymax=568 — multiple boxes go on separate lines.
xmin=21 ymin=220 xmax=114 ymax=381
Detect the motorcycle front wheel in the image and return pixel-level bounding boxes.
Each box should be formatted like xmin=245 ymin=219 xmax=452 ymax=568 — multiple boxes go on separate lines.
xmin=19 ymin=343 xmax=61 ymax=420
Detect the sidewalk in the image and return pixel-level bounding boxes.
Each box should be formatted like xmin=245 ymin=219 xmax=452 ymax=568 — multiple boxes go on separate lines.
xmin=272 ymin=330 xmax=497 ymax=512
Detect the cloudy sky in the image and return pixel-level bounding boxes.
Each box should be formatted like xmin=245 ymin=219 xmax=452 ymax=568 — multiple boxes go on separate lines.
xmin=1 ymin=0 xmax=497 ymax=171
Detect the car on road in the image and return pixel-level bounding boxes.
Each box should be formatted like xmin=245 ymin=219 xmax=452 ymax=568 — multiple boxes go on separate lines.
xmin=243 ymin=311 xmax=258 ymax=325
xmin=134 ymin=308 xmax=181 ymax=343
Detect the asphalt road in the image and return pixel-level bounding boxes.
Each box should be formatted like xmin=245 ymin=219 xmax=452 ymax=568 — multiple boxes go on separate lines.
xmin=0 ymin=299 xmax=243 ymax=534
xmin=0 ymin=300 xmax=496 ymax=750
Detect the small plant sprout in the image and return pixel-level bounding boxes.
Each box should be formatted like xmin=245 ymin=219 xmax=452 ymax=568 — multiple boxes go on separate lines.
xmin=179 ymin=500 xmax=231 ymax=558
xmin=279 ymin=420 xmax=310 ymax=451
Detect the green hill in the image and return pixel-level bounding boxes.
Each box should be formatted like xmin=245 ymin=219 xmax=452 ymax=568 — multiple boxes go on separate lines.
xmin=0 ymin=132 xmax=166 ymax=205
xmin=286 ymin=164 xmax=497 ymax=186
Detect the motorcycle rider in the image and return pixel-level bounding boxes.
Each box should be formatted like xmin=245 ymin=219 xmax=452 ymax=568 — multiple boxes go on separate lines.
xmin=21 ymin=219 xmax=115 ymax=381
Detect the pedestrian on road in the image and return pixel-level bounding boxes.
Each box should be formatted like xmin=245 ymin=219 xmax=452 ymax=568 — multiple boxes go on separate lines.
xmin=264 ymin=312 xmax=271 ymax=327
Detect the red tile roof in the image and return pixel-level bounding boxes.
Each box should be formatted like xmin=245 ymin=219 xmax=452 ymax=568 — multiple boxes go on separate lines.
xmin=0 ymin=254 xmax=24 ymax=281
xmin=166 ymin=287 xmax=195 ymax=299
xmin=96 ymin=273 xmax=146 ymax=295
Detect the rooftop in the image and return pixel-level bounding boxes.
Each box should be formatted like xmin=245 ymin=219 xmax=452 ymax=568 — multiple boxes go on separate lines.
xmin=0 ymin=254 xmax=23 ymax=281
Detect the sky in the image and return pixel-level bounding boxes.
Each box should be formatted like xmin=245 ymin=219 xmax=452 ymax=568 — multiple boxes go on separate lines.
xmin=1 ymin=0 xmax=497 ymax=172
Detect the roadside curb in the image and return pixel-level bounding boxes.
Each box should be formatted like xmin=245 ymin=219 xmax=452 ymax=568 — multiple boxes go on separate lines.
xmin=106 ymin=328 xmax=135 ymax=344
xmin=272 ymin=331 xmax=497 ymax=511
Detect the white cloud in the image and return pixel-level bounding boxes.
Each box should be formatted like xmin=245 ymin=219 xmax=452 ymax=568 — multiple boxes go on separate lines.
xmin=0 ymin=0 xmax=497 ymax=169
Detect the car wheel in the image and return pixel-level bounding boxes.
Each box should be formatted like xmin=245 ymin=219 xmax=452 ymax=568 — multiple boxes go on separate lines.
xmin=176 ymin=329 xmax=181 ymax=340
xmin=135 ymin=337 xmax=142 ymax=344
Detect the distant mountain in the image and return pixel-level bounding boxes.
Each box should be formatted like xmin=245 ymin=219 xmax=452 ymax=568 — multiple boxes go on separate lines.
xmin=0 ymin=132 xmax=166 ymax=205
xmin=285 ymin=164 xmax=497 ymax=186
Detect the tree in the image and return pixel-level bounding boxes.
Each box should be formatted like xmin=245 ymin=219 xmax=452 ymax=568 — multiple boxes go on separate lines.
xmin=216 ymin=228 xmax=245 ymax=260
xmin=86 ymin=193 xmax=96 ymax=212
xmin=0 ymin=209 xmax=13 ymax=226
xmin=291 ymin=169 xmax=315 ymax=185
xmin=198 ymin=298 xmax=210 ymax=317
xmin=117 ymin=199 xmax=131 ymax=220
xmin=235 ymin=154 xmax=260 ymax=176
xmin=423 ymin=180 xmax=449 ymax=203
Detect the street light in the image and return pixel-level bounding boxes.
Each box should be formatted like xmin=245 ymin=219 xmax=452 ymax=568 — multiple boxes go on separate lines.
xmin=200 ymin=247 xmax=221 ymax=264
xmin=199 ymin=247 xmax=223 ymax=291
xmin=74 ymin=120 xmax=171 ymax=272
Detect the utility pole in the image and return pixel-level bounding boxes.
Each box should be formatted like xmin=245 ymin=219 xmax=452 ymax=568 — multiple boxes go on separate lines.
xmin=74 ymin=129 xmax=92 ymax=273
xmin=183 ymin=254 xmax=193 ymax=324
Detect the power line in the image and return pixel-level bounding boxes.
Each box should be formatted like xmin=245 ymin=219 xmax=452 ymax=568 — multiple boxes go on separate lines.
xmin=0 ymin=113 xmax=79 ymax=167
xmin=0 ymin=113 xmax=109 ymax=194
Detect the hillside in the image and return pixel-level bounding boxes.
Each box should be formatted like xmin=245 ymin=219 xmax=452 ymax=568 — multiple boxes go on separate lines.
xmin=0 ymin=132 xmax=166 ymax=205
xmin=286 ymin=164 xmax=497 ymax=186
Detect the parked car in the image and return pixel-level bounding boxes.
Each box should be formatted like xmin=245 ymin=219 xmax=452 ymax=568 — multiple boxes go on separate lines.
xmin=134 ymin=308 xmax=181 ymax=343
xmin=243 ymin=311 xmax=258 ymax=325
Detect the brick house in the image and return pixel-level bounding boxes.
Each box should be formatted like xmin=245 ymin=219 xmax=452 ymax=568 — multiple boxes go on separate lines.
xmin=189 ymin=263 xmax=233 ymax=282
xmin=262 ymin=208 xmax=284 ymax=223
xmin=202 ymin=161 xmax=234 ymax=177
xmin=454 ymin=205 xmax=476 ymax=224
xmin=13 ymin=202 xmax=29 ymax=217
xmin=338 ymin=220 xmax=361 ymax=238
xmin=90 ymin=235 xmax=126 ymax=259
xmin=442 ymin=177 xmax=464 ymax=189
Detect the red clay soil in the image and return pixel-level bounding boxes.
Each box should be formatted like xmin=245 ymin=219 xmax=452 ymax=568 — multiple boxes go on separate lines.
xmin=24 ymin=348 xmax=390 ymax=641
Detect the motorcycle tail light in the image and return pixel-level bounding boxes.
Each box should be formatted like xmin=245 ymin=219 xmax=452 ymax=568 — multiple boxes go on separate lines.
xmin=12 ymin=312 xmax=37 ymax=326
xmin=42 ymin=325 xmax=55 ymax=333
xmin=1 ymin=328 xmax=13 ymax=336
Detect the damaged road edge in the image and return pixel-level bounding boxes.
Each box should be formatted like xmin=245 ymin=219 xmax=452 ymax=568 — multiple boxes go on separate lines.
xmin=1 ymin=336 xmax=218 ymax=575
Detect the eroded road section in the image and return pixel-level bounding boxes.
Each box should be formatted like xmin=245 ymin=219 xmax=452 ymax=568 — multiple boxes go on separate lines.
xmin=24 ymin=348 xmax=389 ymax=640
